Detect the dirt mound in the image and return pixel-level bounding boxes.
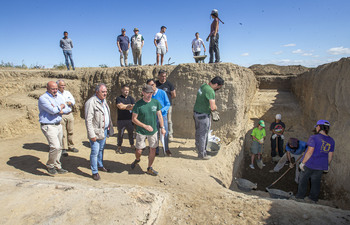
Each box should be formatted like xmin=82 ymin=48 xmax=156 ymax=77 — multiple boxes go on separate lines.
xmin=249 ymin=64 xmax=310 ymax=76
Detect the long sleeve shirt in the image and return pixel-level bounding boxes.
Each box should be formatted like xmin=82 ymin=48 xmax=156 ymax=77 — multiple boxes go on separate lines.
xmin=60 ymin=38 xmax=73 ymax=50
xmin=38 ymin=92 xmax=71 ymax=124
xmin=152 ymin=88 xmax=170 ymax=116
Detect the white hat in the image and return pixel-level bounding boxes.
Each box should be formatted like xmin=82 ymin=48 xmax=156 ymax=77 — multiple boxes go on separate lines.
xmin=276 ymin=114 xmax=282 ymax=120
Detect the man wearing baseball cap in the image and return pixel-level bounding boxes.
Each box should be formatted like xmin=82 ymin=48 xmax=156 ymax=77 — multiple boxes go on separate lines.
xmin=131 ymin=28 xmax=144 ymax=65
xmin=117 ymin=28 xmax=130 ymax=67
xmin=294 ymin=120 xmax=335 ymax=203
xmin=130 ymin=84 xmax=166 ymax=176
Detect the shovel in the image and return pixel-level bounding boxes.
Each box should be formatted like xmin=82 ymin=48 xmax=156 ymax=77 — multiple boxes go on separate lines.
xmin=266 ymin=154 xmax=304 ymax=189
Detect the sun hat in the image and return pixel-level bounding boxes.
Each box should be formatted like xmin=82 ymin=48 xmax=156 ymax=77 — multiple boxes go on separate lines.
xmin=258 ymin=120 xmax=265 ymax=127
xmin=133 ymin=28 xmax=139 ymax=31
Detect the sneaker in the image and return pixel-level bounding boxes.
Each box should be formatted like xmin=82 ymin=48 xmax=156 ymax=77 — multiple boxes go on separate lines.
xmin=62 ymin=149 xmax=69 ymax=157
xmin=69 ymin=147 xmax=79 ymax=153
xmin=92 ymin=173 xmax=100 ymax=181
xmin=146 ymin=167 xmax=158 ymax=176
xmin=269 ymin=169 xmax=277 ymax=173
xmin=290 ymin=196 xmax=305 ymax=203
xmin=131 ymin=159 xmax=140 ymax=169
xmin=166 ymin=150 xmax=172 ymax=156
xmin=130 ymin=145 xmax=136 ymax=150
xmin=249 ymin=164 xmax=255 ymax=169
xmin=115 ymin=146 xmax=122 ymax=154
xmin=169 ymin=136 xmax=174 ymax=142
xmin=56 ymin=168 xmax=68 ymax=174
xmin=200 ymin=155 xmax=211 ymax=160
xmin=47 ymin=168 xmax=57 ymax=175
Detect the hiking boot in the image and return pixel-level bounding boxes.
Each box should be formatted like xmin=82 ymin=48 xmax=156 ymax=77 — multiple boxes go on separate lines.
xmin=69 ymin=147 xmax=79 ymax=153
xmin=92 ymin=173 xmax=100 ymax=181
xmin=62 ymin=149 xmax=69 ymax=157
xmin=249 ymin=164 xmax=255 ymax=169
xmin=56 ymin=168 xmax=68 ymax=174
xmin=166 ymin=150 xmax=172 ymax=156
xmin=131 ymin=159 xmax=140 ymax=169
xmin=290 ymin=196 xmax=305 ymax=203
xmin=115 ymin=146 xmax=122 ymax=154
xmin=47 ymin=168 xmax=57 ymax=175
xmin=146 ymin=167 xmax=158 ymax=176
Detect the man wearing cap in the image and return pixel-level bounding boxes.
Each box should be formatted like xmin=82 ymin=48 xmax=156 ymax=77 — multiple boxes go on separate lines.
xmin=269 ymin=138 xmax=307 ymax=183
xmin=117 ymin=28 xmax=130 ymax=67
xmin=249 ymin=120 xmax=266 ymax=169
xmin=130 ymin=84 xmax=166 ymax=176
xmin=270 ymin=114 xmax=285 ymax=160
xmin=38 ymin=81 xmax=71 ymax=175
xmin=154 ymin=26 xmax=168 ymax=65
xmin=295 ymin=120 xmax=335 ymax=203
xmin=59 ymin=31 xmax=75 ymax=70
xmin=193 ymin=76 xmax=224 ymax=160
xmin=131 ymin=28 xmax=144 ymax=66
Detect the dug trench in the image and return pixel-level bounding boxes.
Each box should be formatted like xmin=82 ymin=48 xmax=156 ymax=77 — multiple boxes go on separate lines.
xmin=0 ymin=60 xmax=350 ymax=224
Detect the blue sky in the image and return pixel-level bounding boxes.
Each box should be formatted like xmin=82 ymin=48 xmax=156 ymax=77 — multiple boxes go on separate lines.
xmin=1 ymin=0 xmax=349 ymax=68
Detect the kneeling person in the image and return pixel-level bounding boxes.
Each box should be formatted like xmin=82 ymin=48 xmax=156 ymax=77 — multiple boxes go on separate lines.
xmin=131 ymin=85 xmax=166 ymax=176
xmin=270 ymin=138 xmax=307 ymax=183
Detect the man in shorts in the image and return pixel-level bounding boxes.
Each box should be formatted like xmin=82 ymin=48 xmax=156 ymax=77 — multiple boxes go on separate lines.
xmin=130 ymin=84 xmax=166 ymax=176
xmin=154 ymin=26 xmax=168 ymax=65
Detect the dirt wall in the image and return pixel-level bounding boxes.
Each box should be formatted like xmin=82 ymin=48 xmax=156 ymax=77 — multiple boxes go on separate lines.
xmin=291 ymin=57 xmax=350 ymax=208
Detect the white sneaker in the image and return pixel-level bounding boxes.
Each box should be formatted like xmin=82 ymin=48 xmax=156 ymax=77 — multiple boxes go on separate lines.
xmin=249 ymin=164 xmax=255 ymax=169
xmin=269 ymin=169 xmax=277 ymax=173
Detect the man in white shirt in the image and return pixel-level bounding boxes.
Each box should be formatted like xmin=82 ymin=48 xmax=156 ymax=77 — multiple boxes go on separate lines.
xmin=192 ymin=32 xmax=206 ymax=63
xmin=57 ymin=80 xmax=79 ymax=156
xmin=154 ymin=26 xmax=168 ymax=65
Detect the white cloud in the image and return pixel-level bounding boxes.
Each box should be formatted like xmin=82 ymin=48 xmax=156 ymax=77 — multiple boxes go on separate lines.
xmin=241 ymin=52 xmax=249 ymax=56
xmin=292 ymin=49 xmax=304 ymax=54
xmin=302 ymin=53 xmax=313 ymax=56
xmin=274 ymin=51 xmax=283 ymax=55
xmin=327 ymin=46 xmax=350 ymax=55
xmin=283 ymin=43 xmax=296 ymax=47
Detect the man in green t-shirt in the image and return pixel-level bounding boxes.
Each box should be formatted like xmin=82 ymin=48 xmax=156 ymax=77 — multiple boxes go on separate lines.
xmin=193 ymin=76 xmax=224 ymax=159
xmin=131 ymin=84 xmax=166 ymax=176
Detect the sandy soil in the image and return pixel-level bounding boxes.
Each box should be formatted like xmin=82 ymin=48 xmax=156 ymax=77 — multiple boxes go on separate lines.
xmin=1 ymin=118 xmax=350 ymax=225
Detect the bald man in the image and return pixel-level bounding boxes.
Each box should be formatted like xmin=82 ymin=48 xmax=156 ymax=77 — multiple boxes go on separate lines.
xmin=38 ymin=81 xmax=71 ymax=175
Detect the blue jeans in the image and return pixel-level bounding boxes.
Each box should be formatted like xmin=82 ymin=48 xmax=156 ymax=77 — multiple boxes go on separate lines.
xmin=63 ymin=50 xmax=75 ymax=70
xmin=209 ymin=33 xmax=220 ymax=63
xmin=156 ymin=114 xmax=168 ymax=154
xmin=89 ymin=129 xmax=107 ymax=175
xmin=296 ymin=166 xmax=323 ymax=202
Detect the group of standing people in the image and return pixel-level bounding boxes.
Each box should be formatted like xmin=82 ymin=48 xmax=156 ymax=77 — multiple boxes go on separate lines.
xmin=249 ymin=114 xmax=335 ymax=203
xmin=38 ymin=70 xmax=178 ymax=180
xmin=59 ymin=9 xmax=224 ymax=69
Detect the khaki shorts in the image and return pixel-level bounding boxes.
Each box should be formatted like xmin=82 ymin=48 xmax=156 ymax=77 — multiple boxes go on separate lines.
xmin=135 ymin=132 xmax=158 ymax=149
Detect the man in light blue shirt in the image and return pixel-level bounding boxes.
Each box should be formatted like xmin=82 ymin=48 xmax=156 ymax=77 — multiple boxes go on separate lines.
xmin=38 ymin=81 xmax=71 ymax=175
xmin=146 ymin=79 xmax=171 ymax=156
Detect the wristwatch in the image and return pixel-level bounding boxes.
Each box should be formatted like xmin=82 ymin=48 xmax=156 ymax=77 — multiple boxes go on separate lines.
xmin=160 ymin=127 xmax=165 ymax=129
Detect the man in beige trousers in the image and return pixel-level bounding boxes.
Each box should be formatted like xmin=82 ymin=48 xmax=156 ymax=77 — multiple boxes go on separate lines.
xmin=38 ymin=81 xmax=71 ymax=175
xmin=57 ymin=80 xmax=79 ymax=156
